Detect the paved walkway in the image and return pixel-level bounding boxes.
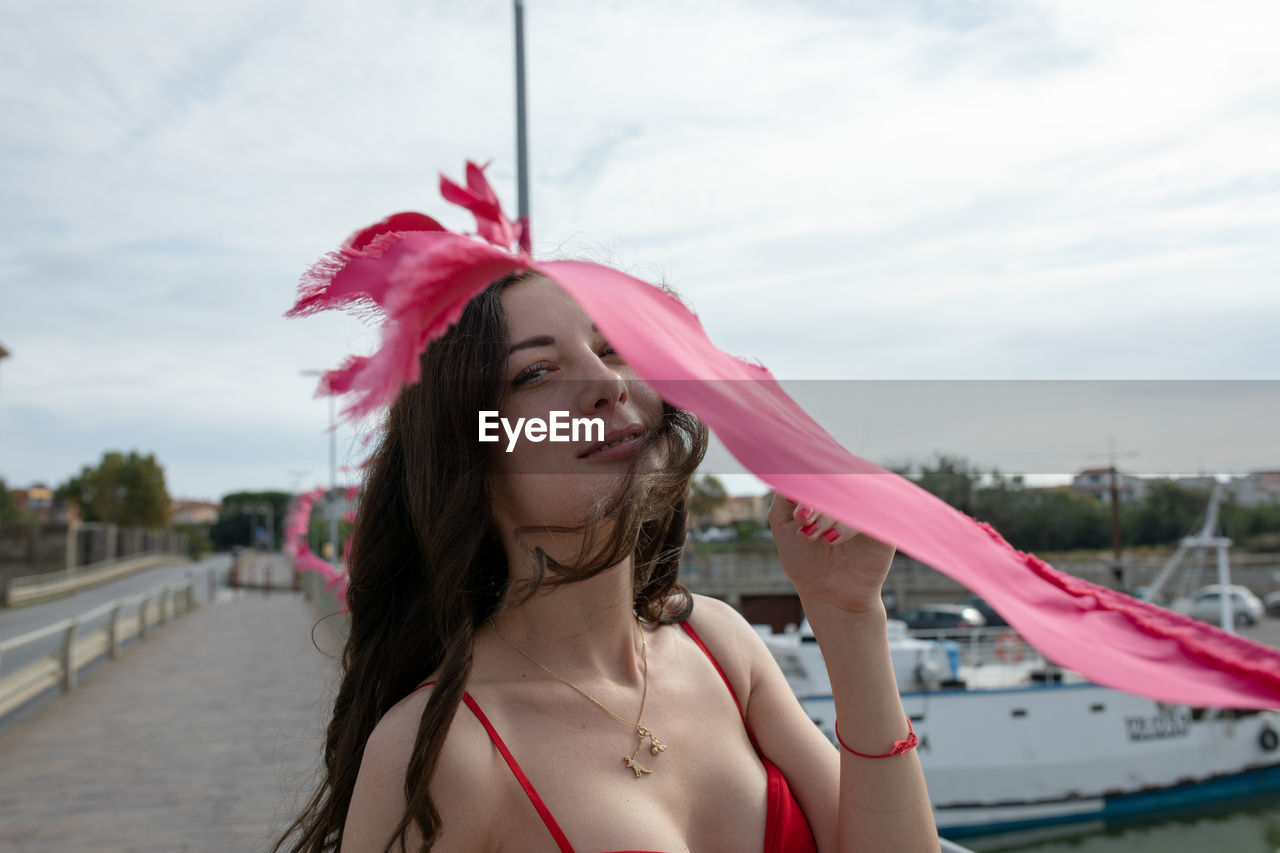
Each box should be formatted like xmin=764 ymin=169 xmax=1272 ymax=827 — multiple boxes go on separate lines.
xmin=0 ymin=593 xmax=342 ymax=852
xmin=230 ymin=551 xmax=300 ymax=591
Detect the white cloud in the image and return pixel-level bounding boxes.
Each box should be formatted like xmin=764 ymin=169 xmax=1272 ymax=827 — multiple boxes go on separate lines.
xmin=1 ymin=0 xmax=1277 ymax=498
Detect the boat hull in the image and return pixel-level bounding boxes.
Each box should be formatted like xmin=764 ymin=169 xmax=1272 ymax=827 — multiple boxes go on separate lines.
xmin=797 ymin=682 xmax=1280 ymax=837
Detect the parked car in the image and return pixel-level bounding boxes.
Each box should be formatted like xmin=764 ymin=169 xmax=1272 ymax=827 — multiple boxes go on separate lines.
xmin=1171 ymin=585 xmax=1264 ymax=627
xmin=958 ymin=595 xmax=1008 ymax=628
xmin=899 ymin=604 xmax=986 ymax=636
xmin=1263 ymin=590 xmax=1280 ymax=618
xmin=693 ymin=526 xmax=737 ymax=543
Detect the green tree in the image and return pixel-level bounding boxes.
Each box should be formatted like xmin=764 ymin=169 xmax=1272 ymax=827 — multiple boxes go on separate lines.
xmin=690 ymin=474 xmax=729 ymax=518
xmin=1122 ymin=480 xmax=1211 ymax=547
xmin=58 ymin=451 xmax=171 ymax=527
xmin=1221 ymin=497 xmax=1280 ymax=551
xmin=0 ymin=478 xmax=26 ymax=523
xmin=174 ymin=523 xmax=213 ymax=560
xmin=913 ymin=454 xmax=981 ymax=514
xmin=210 ymin=491 xmax=292 ymax=550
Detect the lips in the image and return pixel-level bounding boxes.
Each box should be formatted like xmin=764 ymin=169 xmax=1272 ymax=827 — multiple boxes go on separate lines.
xmin=579 ymin=424 xmax=645 ymax=459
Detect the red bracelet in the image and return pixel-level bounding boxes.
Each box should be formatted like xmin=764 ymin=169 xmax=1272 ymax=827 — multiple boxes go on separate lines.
xmin=834 ymin=717 xmax=918 ymax=758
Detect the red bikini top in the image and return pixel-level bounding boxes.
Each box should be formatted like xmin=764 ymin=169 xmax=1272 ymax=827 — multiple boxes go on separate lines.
xmin=413 ymin=620 xmax=817 ymax=853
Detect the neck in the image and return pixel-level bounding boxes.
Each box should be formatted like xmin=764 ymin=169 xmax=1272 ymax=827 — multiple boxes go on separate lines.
xmin=485 ymin=551 xmax=645 ymax=684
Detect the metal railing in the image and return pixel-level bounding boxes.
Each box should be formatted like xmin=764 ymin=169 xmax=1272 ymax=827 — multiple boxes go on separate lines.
xmin=940 ymin=839 xmax=977 ymax=853
xmin=907 ymin=625 xmax=1049 ymax=671
xmin=0 ymin=578 xmax=197 ymax=721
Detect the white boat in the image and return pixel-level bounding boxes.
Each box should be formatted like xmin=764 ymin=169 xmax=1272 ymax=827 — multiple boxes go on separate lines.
xmin=763 ymin=485 xmax=1280 ymax=839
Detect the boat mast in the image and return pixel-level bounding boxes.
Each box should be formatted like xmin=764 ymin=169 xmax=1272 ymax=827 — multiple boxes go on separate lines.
xmin=1143 ymin=483 xmax=1237 ymax=632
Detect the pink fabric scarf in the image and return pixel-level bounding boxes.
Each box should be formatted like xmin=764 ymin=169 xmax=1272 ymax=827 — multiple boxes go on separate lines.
xmin=288 ymin=161 xmax=1280 ymax=710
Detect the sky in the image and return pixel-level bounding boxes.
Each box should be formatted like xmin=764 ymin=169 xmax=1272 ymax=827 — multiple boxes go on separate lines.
xmin=1 ymin=0 xmax=1277 ymax=502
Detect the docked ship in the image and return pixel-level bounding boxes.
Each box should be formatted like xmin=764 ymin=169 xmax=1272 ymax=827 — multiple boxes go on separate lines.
xmin=763 ymin=485 xmax=1280 ymax=839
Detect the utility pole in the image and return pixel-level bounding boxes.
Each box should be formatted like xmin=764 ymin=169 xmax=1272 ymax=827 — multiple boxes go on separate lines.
xmin=0 ymin=343 xmax=9 ymax=461
xmin=326 ymin=394 xmax=337 ymax=566
xmin=1087 ymin=436 xmax=1140 ymax=591
xmin=513 ymin=0 xmax=531 ymax=252
xmin=301 ymin=370 xmax=340 ymax=567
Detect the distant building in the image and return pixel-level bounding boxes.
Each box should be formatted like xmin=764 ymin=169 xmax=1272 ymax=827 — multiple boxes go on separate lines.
xmin=1172 ymin=475 xmax=1219 ymax=492
xmin=1229 ymin=471 xmax=1280 ymax=507
xmin=705 ymin=493 xmax=772 ymax=527
xmin=1071 ymin=468 xmax=1148 ymax=504
xmin=11 ymin=485 xmax=53 ymax=520
xmin=172 ymin=499 xmax=219 ymax=525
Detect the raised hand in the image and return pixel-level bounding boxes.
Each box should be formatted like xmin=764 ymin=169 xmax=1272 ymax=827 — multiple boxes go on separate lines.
xmin=768 ymin=492 xmax=897 ymax=615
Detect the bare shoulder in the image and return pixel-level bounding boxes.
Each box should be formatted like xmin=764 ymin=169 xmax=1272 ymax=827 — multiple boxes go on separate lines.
xmin=686 ymin=592 xmax=758 ymax=638
xmin=684 ymin=594 xmax=776 ymax=706
xmin=342 ymin=683 xmax=500 ymax=852
xmin=687 ymin=593 xmax=773 ymax=647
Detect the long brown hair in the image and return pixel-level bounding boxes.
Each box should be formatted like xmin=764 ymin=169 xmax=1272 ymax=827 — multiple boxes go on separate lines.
xmin=274 ymin=272 xmax=708 ymax=852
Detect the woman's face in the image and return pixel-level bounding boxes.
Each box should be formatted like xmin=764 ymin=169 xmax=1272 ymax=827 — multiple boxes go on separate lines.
xmin=486 ymin=276 xmax=665 ymax=537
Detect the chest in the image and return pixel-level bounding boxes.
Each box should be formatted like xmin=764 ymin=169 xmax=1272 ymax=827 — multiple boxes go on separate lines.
xmin=480 ymin=673 xmax=770 ymax=852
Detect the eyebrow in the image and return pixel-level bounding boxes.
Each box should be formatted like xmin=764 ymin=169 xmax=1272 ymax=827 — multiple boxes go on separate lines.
xmin=506 ymin=325 xmax=599 ymax=359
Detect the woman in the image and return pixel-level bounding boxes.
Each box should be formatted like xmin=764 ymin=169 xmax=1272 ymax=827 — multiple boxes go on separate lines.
xmin=276 ymin=269 xmax=936 ymax=852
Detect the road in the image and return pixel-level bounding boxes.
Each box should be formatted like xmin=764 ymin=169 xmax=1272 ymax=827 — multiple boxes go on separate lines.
xmin=0 ymin=553 xmax=234 ymax=644
xmin=0 ymin=555 xmax=244 ymax=725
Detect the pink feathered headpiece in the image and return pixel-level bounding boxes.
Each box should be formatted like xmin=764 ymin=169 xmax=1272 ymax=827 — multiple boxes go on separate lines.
xmin=288 ymin=161 xmax=1280 ymax=710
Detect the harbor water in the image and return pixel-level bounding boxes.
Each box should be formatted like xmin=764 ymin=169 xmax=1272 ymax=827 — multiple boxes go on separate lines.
xmin=960 ymin=797 xmax=1280 ymax=852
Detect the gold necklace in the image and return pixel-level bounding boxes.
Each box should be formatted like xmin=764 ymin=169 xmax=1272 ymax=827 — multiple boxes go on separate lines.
xmin=488 ymin=616 xmax=667 ymax=777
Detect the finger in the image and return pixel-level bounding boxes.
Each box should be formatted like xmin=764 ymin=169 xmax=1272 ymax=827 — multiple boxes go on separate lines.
xmin=768 ymin=493 xmax=799 ymax=525
xmin=796 ymin=513 xmax=836 ymax=541
xmin=819 ymin=524 xmax=860 ymax=546
xmin=793 ymin=502 xmax=819 ymax=526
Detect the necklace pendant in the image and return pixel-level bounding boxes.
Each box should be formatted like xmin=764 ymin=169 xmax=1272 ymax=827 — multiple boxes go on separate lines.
xmin=623 ymin=756 xmax=652 ymax=777
xmin=637 ymin=725 xmax=667 ymax=756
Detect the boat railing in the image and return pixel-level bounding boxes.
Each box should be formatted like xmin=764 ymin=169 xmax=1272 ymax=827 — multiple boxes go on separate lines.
xmin=907 ymin=625 xmax=1048 ymax=671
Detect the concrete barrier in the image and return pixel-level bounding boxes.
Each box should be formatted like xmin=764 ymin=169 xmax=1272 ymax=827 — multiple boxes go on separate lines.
xmin=4 ymin=552 xmax=185 ymax=607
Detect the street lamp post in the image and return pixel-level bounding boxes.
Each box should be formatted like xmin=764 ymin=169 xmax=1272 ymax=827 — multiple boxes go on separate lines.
xmin=0 ymin=343 xmax=9 ymax=459
xmin=301 ymin=370 xmax=340 ymax=567
xmin=514 ymin=0 xmax=530 ymax=250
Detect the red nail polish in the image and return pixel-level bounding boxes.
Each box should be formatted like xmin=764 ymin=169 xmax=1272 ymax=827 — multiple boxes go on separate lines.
xmin=796 ymin=505 xmax=815 ymax=523
xmin=799 ymin=521 xmax=819 ymax=536
xmin=822 ymin=529 xmax=839 ymax=543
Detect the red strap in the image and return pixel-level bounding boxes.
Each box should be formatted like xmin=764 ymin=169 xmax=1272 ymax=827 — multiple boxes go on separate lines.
xmin=680 ymin=622 xmax=815 ymax=852
xmin=678 ymin=621 xmax=763 ymax=755
xmin=411 ymin=681 xmax=575 ymax=853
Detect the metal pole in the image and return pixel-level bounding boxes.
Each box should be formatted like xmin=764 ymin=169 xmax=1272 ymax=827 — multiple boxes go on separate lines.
xmin=0 ymin=344 xmax=8 ymax=461
xmin=301 ymin=370 xmax=341 ymax=568
xmin=1216 ymin=541 xmax=1234 ymax=634
xmin=328 ymin=394 xmax=339 ymax=567
xmin=1108 ymin=465 xmax=1123 ymax=589
xmin=514 ymin=0 xmax=531 ymax=252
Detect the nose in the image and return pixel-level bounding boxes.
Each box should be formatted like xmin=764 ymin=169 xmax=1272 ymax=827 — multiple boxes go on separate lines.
xmin=576 ymin=349 xmax=628 ymax=416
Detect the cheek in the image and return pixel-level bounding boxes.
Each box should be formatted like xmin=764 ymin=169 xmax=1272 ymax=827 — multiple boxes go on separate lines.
xmin=491 ymin=474 xmax=617 ymax=528
xmin=634 ymin=383 xmax=664 ymax=421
